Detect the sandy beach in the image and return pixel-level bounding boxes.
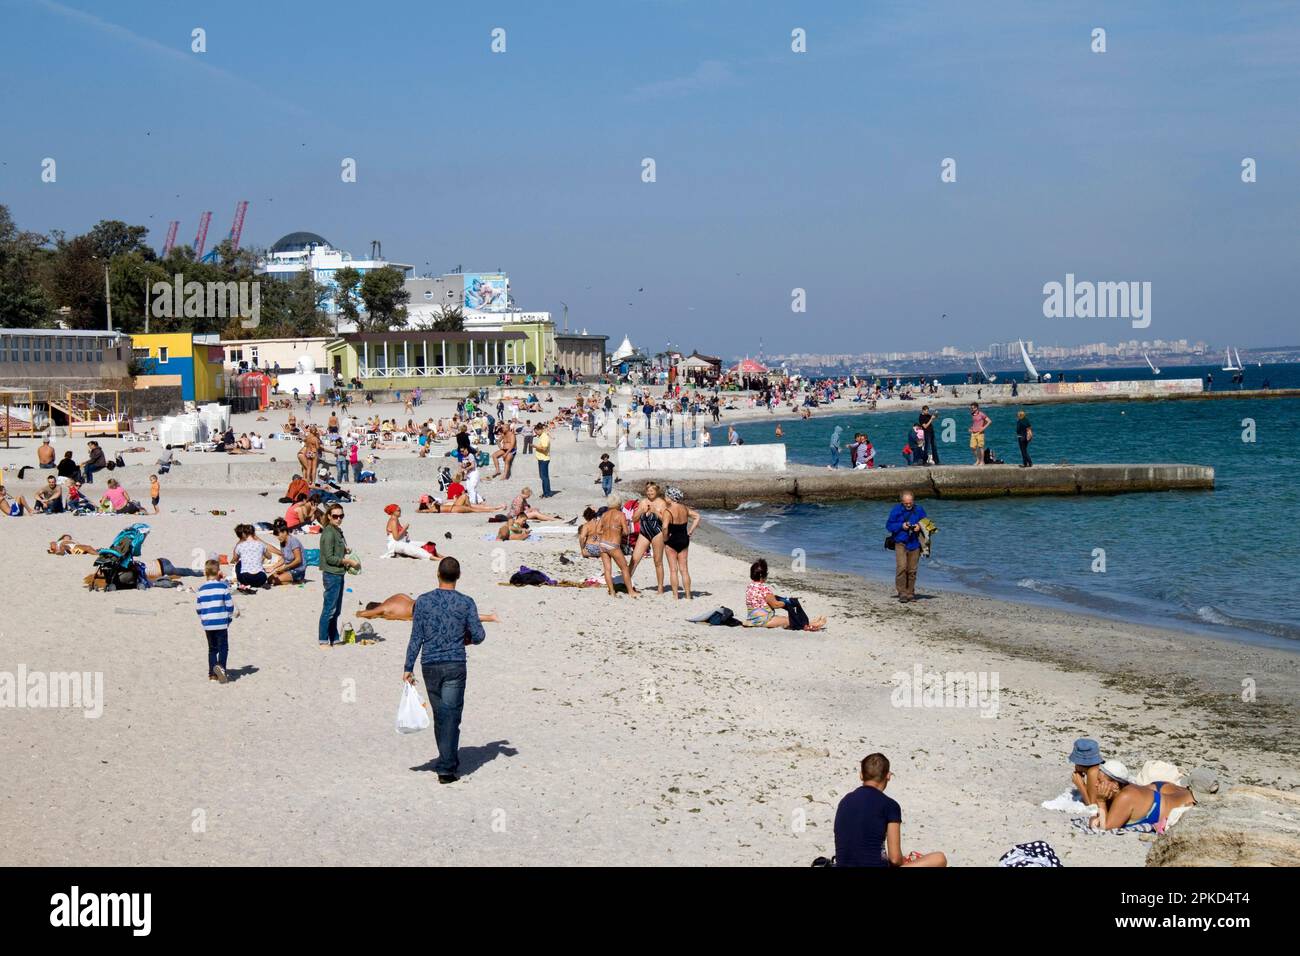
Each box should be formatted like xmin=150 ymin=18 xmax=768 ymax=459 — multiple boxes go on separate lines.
xmin=1 ymin=394 xmax=1296 ymax=867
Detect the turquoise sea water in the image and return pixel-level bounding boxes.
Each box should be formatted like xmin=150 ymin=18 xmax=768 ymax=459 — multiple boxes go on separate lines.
xmin=705 ymin=366 xmax=1300 ymax=648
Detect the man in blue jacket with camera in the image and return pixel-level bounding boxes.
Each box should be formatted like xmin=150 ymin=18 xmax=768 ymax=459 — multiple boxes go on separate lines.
xmin=886 ymin=491 xmax=927 ymax=602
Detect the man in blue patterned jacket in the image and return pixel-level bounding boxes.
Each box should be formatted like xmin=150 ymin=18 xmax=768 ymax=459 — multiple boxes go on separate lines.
xmin=402 ymin=557 xmax=486 ymax=784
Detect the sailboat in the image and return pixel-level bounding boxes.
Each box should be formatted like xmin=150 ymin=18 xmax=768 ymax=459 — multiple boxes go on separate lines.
xmin=1018 ymin=339 xmax=1041 ymax=382
xmin=1144 ymin=352 xmax=1161 ymax=375
xmin=975 ymin=354 xmax=996 ymax=383
xmin=1222 ymin=348 xmax=1242 ymax=372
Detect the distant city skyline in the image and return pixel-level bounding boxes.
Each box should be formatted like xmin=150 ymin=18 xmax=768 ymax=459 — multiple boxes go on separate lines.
xmin=4 ymin=1 xmax=1299 ymax=353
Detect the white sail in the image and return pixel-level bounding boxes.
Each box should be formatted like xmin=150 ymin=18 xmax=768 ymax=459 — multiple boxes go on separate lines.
xmin=1145 ymin=352 xmax=1160 ymax=374
xmin=1235 ymin=347 xmax=1243 ymax=369
xmin=1019 ymin=339 xmax=1040 ymax=381
xmin=975 ymin=354 xmax=996 ymax=382
xmin=1223 ymin=348 xmax=1241 ymax=371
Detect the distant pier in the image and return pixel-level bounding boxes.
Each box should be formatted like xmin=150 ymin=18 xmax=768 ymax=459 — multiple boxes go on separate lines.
xmin=644 ymin=463 xmax=1215 ymax=508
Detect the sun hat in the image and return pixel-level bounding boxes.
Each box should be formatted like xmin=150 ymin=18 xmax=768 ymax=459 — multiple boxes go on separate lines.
xmin=1099 ymin=759 xmax=1131 ymax=785
xmin=1069 ymin=738 xmax=1103 ymax=767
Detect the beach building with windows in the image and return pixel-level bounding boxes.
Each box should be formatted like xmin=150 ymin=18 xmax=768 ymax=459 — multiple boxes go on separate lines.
xmin=0 ymin=328 xmax=132 ymax=388
xmin=219 ymin=336 xmax=332 ymax=373
xmin=131 ymin=332 xmax=226 ymax=402
xmin=325 ymin=329 xmax=534 ymax=389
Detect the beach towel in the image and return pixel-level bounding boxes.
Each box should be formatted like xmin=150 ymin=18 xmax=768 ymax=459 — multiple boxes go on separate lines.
xmin=1042 ymin=789 xmax=1096 ymax=815
xmin=1070 ymin=817 xmax=1157 ymax=836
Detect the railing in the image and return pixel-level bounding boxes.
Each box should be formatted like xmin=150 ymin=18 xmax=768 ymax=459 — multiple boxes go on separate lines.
xmin=357 ymin=364 xmax=526 ymax=379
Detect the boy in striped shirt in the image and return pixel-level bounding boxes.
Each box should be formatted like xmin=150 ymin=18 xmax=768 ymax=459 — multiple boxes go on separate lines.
xmin=196 ymin=559 xmax=235 ymax=683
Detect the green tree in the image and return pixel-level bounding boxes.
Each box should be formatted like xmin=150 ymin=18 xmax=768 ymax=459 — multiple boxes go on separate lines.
xmin=332 ymin=265 xmax=361 ymax=332
xmin=417 ymin=303 xmax=465 ymax=332
xmin=87 ymin=220 xmax=154 ymax=262
xmin=41 ymin=231 xmax=108 ymax=329
xmin=0 ymin=204 xmax=54 ymax=327
xmin=357 ymin=266 xmax=409 ymax=332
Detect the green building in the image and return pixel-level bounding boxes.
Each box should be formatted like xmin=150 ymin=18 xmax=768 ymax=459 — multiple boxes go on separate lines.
xmin=325 ymin=325 xmax=550 ymax=389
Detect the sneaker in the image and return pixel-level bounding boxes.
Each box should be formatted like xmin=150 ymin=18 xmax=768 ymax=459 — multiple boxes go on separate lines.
xmin=437 ymin=774 xmax=458 ymax=785
xmin=213 ymin=665 xmax=229 ymax=684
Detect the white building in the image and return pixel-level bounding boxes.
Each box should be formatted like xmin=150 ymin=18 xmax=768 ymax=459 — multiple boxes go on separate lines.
xmin=256 ymin=232 xmax=413 ymax=317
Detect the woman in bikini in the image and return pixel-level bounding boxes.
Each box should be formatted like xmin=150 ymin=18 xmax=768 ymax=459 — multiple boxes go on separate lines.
xmin=1090 ymin=765 xmax=1196 ymax=830
xmin=661 ymin=486 xmax=700 ymax=599
xmin=578 ymin=503 xmax=639 ymax=598
xmin=49 ymin=535 xmax=96 ymax=555
xmin=421 ymin=471 xmax=502 ymax=514
xmin=628 ymin=482 xmax=670 ymax=594
xmin=302 ymin=425 xmax=323 ymax=484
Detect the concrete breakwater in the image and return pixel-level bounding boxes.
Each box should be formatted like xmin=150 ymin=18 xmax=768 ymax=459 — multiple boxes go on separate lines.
xmin=643 ymin=463 xmax=1215 ymax=508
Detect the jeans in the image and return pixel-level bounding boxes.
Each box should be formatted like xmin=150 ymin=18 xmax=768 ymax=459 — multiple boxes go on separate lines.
xmin=601 ymin=475 xmax=613 ymax=496
xmin=204 ymin=628 xmax=229 ymax=675
xmin=319 ymin=571 xmax=345 ymax=644
xmin=421 ymin=661 xmax=467 ymax=775
xmin=538 ymin=459 xmax=552 ymax=496
xmin=1018 ymin=436 xmax=1032 ymax=467
xmin=924 ymin=432 xmax=939 ymax=465
xmin=158 ymin=557 xmax=201 ymax=578
xmin=830 ymin=445 xmax=840 ymax=468
xmin=83 ymin=462 xmax=102 ymax=484
xmin=352 ymin=461 xmax=362 ymax=482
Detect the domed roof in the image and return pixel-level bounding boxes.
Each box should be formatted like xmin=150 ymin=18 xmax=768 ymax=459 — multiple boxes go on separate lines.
xmin=270 ymin=231 xmax=332 ymax=253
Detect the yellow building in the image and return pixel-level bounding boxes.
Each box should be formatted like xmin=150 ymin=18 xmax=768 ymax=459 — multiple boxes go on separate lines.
xmin=131 ymin=333 xmax=226 ymax=402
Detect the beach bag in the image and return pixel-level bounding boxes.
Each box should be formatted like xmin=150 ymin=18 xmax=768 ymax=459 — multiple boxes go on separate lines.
xmin=396 ymin=683 xmax=431 ymax=734
xmin=705 ymin=607 xmax=735 ymax=626
xmin=304 ymin=548 xmax=320 ymax=567
xmin=784 ymin=597 xmax=811 ymax=631
xmin=883 ymin=535 xmax=896 ymax=550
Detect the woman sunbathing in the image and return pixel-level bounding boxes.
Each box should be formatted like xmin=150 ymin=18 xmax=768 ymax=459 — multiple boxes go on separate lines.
xmin=496 ymin=515 xmax=531 ymax=541
xmin=357 ymin=593 xmax=498 ymax=623
xmin=49 ymin=535 xmax=96 ymax=555
xmin=1090 ymin=765 xmax=1196 ymax=830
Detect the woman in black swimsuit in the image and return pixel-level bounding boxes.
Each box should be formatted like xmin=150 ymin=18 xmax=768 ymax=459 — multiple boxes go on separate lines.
xmin=629 ymin=482 xmax=670 ymax=593
xmin=662 ymin=486 xmax=700 ymax=599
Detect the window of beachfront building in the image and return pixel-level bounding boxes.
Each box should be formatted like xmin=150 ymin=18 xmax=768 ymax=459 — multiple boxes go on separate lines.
xmin=158 ymin=346 xmax=169 ymax=364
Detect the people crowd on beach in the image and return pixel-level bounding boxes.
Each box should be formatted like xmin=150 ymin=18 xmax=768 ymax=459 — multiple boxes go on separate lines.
xmin=15 ymin=374 xmax=1094 ymax=864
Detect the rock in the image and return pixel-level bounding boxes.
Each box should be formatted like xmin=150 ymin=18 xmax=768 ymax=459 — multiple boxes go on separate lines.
xmin=1146 ymin=785 xmax=1300 ymax=867
xmin=1186 ymin=767 xmax=1220 ymax=794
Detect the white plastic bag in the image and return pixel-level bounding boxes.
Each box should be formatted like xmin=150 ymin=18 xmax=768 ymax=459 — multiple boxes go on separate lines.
xmin=396 ymin=682 xmax=431 ymax=734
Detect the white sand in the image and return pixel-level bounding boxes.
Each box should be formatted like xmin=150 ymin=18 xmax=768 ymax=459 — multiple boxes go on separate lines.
xmin=1 ymin=394 xmax=1295 ymax=866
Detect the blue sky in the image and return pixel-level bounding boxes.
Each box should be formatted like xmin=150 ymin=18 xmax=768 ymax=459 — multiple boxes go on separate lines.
xmin=3 ymin=0 xmax=1299 ymax=355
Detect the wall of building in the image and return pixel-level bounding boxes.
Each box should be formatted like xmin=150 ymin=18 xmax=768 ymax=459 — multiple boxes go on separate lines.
xmin=555 ymin=336 xmax=607 ymax=376
xmin=220 ymin=338 xmax=331 ymax=373
xmin=132 ymin=333 xmax=225 ymax=402
xmin=0 ymin=333 xmax=131 ymax=382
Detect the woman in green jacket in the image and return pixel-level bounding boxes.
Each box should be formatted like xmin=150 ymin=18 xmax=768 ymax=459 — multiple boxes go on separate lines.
xmin=318 ymin=505 xmax=359 ymax=646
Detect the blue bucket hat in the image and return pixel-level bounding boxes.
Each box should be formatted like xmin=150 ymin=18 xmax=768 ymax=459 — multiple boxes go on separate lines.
xmin=1069 ymin=737 xmax=1103 ymax=767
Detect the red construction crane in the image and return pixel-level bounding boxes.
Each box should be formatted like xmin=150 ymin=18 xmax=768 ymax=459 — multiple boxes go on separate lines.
xmin=229 ymin=200 xmax=249 ymax=252
xmin=193 ymin=211 xmax=213 ymax=258
xmin=161 ymin=220 xmax=179 ymax=257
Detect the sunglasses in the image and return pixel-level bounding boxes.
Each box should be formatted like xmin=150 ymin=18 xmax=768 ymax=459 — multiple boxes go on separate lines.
xmin=330 ymin=512 xmax=344 ymax=519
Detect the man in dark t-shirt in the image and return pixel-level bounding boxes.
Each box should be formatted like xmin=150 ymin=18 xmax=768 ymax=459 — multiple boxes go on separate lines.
xmin=833 ymin=753 xmax=947 ymax=867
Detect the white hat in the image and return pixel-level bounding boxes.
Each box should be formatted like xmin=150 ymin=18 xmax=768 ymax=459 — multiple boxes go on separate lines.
xmin=1099 ymin=759 xmax=1132 ymax=786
